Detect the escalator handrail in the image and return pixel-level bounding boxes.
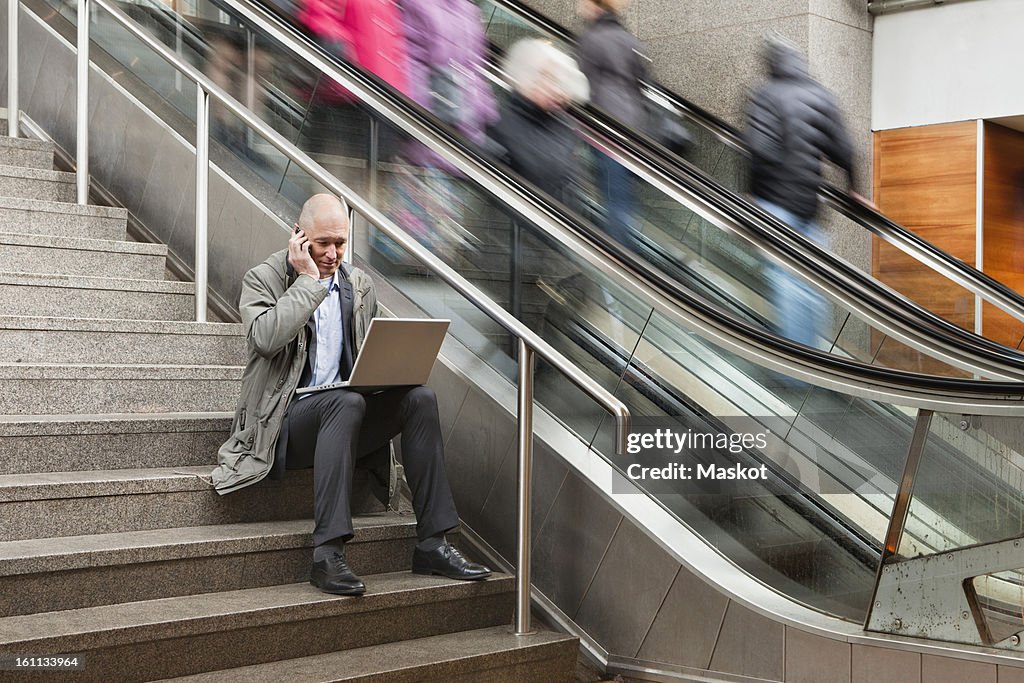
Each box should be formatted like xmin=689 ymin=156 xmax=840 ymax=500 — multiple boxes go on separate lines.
xmin=160 ymin=0 xmax=1024 ymax=408
xmin=481 ymin=0 xmax=1024 ymax=328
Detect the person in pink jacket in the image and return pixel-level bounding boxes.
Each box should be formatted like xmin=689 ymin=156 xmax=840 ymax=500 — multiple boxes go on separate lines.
xmin=298 ymin=0 xmax=410 ymax=99
xmin=296 ymin=0 xmax=411 ymax=190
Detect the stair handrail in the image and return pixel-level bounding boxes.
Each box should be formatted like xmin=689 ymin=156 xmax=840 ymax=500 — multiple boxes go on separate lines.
xmin=5 ymin=0 xmax=631 ymax=637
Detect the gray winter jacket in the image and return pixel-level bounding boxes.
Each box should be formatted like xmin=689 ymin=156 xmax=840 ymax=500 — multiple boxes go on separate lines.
xmin=211 ymin=249 xmax=382 ymax=495
xmin=744 ymin=39 xmax=855 ymax=219
xmin=578 ymin=11 xmax=647 ymax=130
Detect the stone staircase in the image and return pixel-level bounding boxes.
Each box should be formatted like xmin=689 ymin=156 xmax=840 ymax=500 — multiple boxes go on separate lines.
xmin=0 ymin=132 xmax=577 ymax=681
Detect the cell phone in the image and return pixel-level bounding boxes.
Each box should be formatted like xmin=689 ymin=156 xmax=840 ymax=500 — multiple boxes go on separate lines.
xmin=293 ymin=225 xmax=301 ymax=235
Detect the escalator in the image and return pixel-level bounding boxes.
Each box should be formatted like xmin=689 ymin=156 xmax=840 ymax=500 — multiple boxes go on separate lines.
xmin=476 ymin=0 xmax=1024 ymax=353
xmin=15 ymin=0 xmax=1024 ymax=664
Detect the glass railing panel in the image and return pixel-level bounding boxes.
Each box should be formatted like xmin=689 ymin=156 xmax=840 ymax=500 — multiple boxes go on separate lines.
xmin=983 ymin=301 xmax=1024 ymax=350
xmin=87 ymin=0 xmax=203 ymax=116
xmin=597 ymin=146 xmax=984 ymax=377
xmin=897 ymin=412 xmax=1024 ymax=559
xmin=356 ymin=108 xmax=658 ymax=443
xmin=579 ymin=309 xmax=911 ymax=621
xmin=477 ymin=0 xmax=572 ymax=55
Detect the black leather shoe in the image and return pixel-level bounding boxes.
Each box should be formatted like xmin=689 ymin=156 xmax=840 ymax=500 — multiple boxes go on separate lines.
xmin=310 ymin=549 xmax=366 ymax=596
xmin=412 ymin=543 xmax=491 ymax=581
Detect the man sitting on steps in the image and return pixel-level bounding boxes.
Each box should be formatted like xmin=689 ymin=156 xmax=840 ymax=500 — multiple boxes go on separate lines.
xmin=211 ymin=193 xmax=491 ymax=595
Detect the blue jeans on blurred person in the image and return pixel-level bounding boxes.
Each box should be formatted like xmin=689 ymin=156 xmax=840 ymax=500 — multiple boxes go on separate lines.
xmin=594 ymin=152 xmax=636 ymax=249
xmin=756 ymin=199 xmax=827 ymax=350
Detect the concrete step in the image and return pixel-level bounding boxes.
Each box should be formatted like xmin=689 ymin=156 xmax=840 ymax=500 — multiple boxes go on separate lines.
xmin=0 ymin=572 xmax=515 ymax=682
xmin=163 ymin=625 xmax=578 ymax=682
xmin=0 ymin=197 xmax=127 ymax=240
xmin=0 ymin=413 xmax=231 ymax=475
xmin=0 ymin=363 xmax=241 ymax=415
xmin=0 ymin=163 xmax=75 ymax=202
xmin=0 ymin=316 xmax=245 ymax=366
xmin=0 ymin=466 xmax=311 ymax=541
xmin=0 ymin=515 xmax=420 ymax=617
xmin=0 ymin=232 xmax=167 ymax=279
xmin=0 ymin=272 xmax=196 ymax=320
xmin=0 ymin=136 xmax=55 ymax=170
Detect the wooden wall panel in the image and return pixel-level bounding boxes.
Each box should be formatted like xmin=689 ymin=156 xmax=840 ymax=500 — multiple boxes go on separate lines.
xmin=873 ymin=121 xmax=978 ymax=335
xmin=982 ymin=122 xmax=1024 ymax=347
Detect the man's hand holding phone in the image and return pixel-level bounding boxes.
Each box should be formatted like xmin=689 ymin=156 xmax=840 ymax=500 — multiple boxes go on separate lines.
xmin=289 ymin=224 xmax=320 ymax=279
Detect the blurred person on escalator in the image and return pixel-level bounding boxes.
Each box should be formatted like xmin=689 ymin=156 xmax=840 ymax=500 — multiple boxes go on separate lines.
xmin=743 ymin=34 xmax=871 ymax=350
xmin=204 ymin=25 xmax=271 ymax=163
xmin=577 ymin=0 xmax=646 ymax=250
xmin=489 ymin=40 xmax=634 ymax=344
xmin=373 ymin=0 xmax=499 ymax=265
xmin=296 ymin=0 xmax=410 ymax=186
xmin=489 ymin=39 xmax=589 ymax=211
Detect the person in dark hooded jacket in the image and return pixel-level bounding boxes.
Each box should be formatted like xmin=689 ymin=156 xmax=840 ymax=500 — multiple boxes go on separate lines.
xmin=744 ymin=35 xmax=856 ymax=221
xmin=743 ymin=35 xmax=862 ymax=350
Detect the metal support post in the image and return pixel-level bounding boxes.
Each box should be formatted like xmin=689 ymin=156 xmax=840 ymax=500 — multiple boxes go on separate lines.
xmin=194 ymin=87 xmax=210 ymax=322
xmin=864 ymin=408 xmax=932 ymax=629
xmin=76 ymin=0 xmax=90 ymax=204
xmin=7 ymin=0 xmax=18 ymax=137
xmin=514 ymin=339 xmax=536 ymax=636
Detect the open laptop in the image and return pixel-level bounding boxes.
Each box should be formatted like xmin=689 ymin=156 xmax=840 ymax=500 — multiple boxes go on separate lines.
xmin=295 ymin=318 xmax=450 ymax=395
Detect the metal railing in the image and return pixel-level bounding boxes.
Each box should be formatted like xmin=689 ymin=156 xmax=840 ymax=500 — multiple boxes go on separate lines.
xmin=4 ymin=0 xmax=631 ymax=636
xmin=6 ymin=0 xmax=16 ymax=138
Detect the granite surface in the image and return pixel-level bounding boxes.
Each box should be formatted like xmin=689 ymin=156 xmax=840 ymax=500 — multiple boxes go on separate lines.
xmin=0 ymin=572 xmax=514 ymax=652
xmin=1 ymin=324 xmax=245 ymax=366
xmin=0 ymin=364 xmax=242 ymax=415
xmin=0 ymin=468 xmax=313 ymax=541
xmin=163 ymin=625 xmax=576 ymax=683
xmin=0 ymin=272 xmax=196 ymax=320
xmin=0 ymin=242 xmax=166 ymax=279
xmin=0 ymin=196 xmax=126 ymax=241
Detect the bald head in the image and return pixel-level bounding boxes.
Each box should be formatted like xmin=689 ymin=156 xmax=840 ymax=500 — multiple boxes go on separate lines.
xmin=297 ymin=194 xmax=349 ymax=234
xmin=294 ymin=194 xmax=350 ymax=278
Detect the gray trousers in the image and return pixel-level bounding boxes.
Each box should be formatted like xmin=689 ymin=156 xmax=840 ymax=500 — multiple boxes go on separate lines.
xmin=284 ymin=386 xmax=459 ymax=546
